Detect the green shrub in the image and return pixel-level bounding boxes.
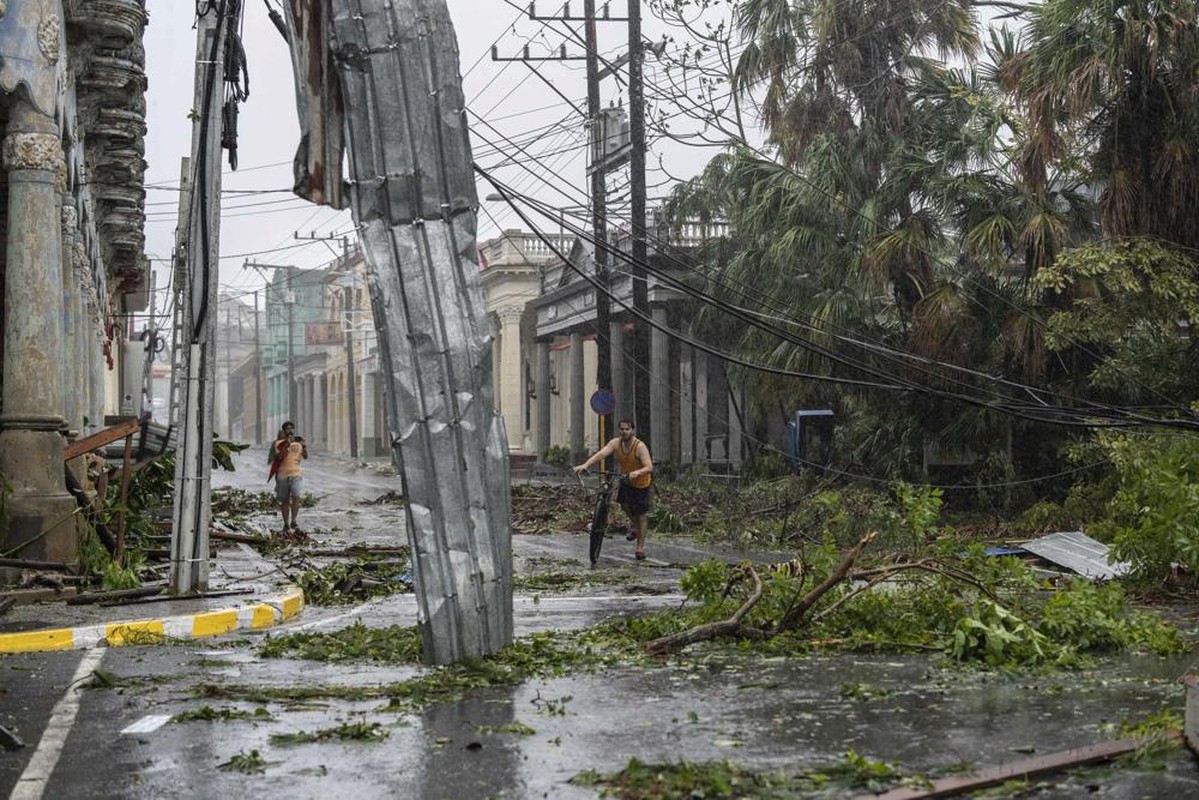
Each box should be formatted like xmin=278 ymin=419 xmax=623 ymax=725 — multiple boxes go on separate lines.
xmin=1091 ymin=431 xmax=1199 ymax=580
xmin=543 ymin=445 xmax=571 ymax=467
xmin=1038 ymin=580 xmax=1184 ymax=655
xmin=949 ymin=600 xmax=1058 ymax=667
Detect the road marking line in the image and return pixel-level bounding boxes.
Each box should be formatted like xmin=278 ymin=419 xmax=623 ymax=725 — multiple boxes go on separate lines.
xmin=11 ymin=647 xmax=105 ymax=800
xmin=120 ymin=714 xmax=171 ymax=735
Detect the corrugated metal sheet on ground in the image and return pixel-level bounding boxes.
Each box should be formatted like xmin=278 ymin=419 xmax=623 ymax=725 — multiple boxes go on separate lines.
xmin=1021 ymin=531 xmax=1130 ymax=580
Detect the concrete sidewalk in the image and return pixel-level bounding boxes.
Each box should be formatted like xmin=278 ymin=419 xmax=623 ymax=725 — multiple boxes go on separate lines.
xmin=0 ymin=542 xmax=303 ymax=654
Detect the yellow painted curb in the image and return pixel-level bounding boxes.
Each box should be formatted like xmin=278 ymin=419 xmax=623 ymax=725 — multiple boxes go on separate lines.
xmin=0 ymin=628 xmax=75 ymax=654
xmin=0 ymin=586 xmax=305 ymax=655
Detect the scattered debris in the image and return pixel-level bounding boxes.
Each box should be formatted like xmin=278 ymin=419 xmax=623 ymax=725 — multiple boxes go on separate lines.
xmin=217 ymin=749 xmax=272 ymax=773
xmin=259 ymin=621 xmax=422 ymax=664
xmin=290 ymin=558 xmax=412 ymax=606
xmin=169 ymin=706 xmax=272 ymax=723
xmin=209 ymin=530 xmax=267 ymax=546
xmin=270 ymin=721 xmax=389 ymax=744
xmin=361 ymin=490 xmax=404 ymax=506
xmin=0 ymin=725 xmax=25 ymax=751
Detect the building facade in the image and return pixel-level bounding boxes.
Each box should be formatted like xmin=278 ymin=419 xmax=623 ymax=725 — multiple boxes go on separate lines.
xmin=0 ymin=0 xmax=150 ymax=563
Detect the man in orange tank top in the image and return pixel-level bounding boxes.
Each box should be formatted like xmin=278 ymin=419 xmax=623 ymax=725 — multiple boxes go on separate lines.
xmin=270 ymin=420 xmax=309 ymax=533
xmin=574 ymin=419 xmax=654 ymax=560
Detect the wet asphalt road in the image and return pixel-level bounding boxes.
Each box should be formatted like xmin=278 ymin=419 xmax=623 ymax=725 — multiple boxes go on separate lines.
xmin=2 ymin=449 xmax=1199 ymax=798
xmin=4 ymin=639 xmax=1199 ymax=799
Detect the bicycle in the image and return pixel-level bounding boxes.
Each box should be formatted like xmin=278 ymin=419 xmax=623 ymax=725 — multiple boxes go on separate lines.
xmin=578 ymin=470 xmax=620 ymax=568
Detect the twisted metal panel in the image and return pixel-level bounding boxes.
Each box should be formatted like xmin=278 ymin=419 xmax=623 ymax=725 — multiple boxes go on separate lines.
xmin=323 ymin=0 xmax=512 ymax=664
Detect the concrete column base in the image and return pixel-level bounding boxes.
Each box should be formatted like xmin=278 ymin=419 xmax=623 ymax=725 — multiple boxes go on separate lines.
xmin=0 ymin=426 xmax=78 ymax=564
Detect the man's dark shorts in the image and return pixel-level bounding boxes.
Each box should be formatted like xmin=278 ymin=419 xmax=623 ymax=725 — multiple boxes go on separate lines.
xmin=617 ymin=481 xmax=651 ymax=517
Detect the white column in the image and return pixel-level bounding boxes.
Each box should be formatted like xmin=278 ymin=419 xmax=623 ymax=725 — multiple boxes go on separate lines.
xmin=314 ymin=374 xmax=327 ymax=450
xmin=569 ymin=331 xmax=584 ymax=458
xmin=361 ymin=370 xmax=377 ymax=455
xmin=60 ymin=201 xmax=78 ymax=430
xmin=679 ymin=343 xmax=694 ymax=466
xmin=610 ymin=320 xmax=632 ymax=422
xmin=0 ymin=98 xmax=75 ymax=561
xmin=534 ymin=340 xmax=550 ymax=458
xmin=497 ymin=305 xmax=524 ymax=452
xmin=650 ymin=306 xmax=670 ymax=462
xmin=728 ymin=386 xmax=743 ymax=465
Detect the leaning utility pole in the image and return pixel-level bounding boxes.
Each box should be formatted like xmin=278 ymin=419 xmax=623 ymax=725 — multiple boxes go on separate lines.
xmin=170 ymin=3 xmax=231 ymax=593
xmin=513 ymin=1 xmax=629 ymax=458
xmin=583 ymin=0 xmax=612 ymax=456
xmin=628 ymin=0 xmax=652 ymax=447
xmin=253 ymin=289 xmax=263 ymax=444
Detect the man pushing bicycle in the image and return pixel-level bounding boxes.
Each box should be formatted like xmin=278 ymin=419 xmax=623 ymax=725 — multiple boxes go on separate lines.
xmin=574 ymin=419 xmax=654 ymax=560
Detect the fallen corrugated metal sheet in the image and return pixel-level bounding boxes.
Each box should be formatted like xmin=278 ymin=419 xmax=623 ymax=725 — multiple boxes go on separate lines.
xmin=1021 ymin=531 xmax=1130 ymax=580
xmin=284 ymin=0 xmax=512 ymax=665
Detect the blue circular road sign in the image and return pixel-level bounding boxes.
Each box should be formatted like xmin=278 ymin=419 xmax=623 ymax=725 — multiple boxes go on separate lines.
xmin=590 ymin=389 xmax=616 ymax=415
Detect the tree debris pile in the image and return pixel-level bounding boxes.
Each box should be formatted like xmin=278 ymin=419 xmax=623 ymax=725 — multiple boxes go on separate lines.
xmin=633 ymin=538 xmax=1185 ymax=667
xmin=288 ymin=554 xmax=412 ymax=606
xmin=510 ymin=483 xmax=591 ymax=535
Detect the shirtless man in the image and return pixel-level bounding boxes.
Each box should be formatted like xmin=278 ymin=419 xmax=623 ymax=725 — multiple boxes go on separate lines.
xmin=573 ymin=419 xmax=654 ymax=560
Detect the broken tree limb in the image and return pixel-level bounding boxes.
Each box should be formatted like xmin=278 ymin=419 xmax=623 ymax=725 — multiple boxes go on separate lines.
xmin=0 ymin=557 xmax=71 ymax=571
xmin=645 ymin=565 xmax=767 ymax=656
xmin=812 ymin=558 xmax=989 ymax=625
xmin=65 ymin=586 xmax=163 ymax=605
xmin=852 ymin=559 xmax=1001 ymax=604
xmin=778 ymin=531 xmax=877 ymax=632
xmin=811 ymin=566 xmax=900 ymax=625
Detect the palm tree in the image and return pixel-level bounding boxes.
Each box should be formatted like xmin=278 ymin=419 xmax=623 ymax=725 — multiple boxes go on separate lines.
xmin=1008 ymin=0 xmax=1199 ymax=250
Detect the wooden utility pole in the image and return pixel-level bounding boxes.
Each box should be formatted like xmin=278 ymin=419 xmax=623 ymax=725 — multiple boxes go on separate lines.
xmin=583 ymin=0 xmax=612 ymax=455
xmin=628 ymin=0 xmax=651 ymax=447
xmin=511 ymin=1 xmax=629 ymax=460
xmin=253 ymin=289 xmax=263 ymax=444
xmin=343 ymin=280 xmax=359 ymax=458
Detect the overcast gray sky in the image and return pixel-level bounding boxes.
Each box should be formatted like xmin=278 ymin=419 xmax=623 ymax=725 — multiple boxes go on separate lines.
xmin=142 ymin=1 xmax=719 ymax=312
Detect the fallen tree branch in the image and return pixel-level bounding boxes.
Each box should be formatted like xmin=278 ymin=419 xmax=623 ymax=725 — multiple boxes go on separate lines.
xmin=852 ymin=559 xmax=1001 ymax=604
xmin=811 ymin=568 xmax=900 ymax=624
xmin=646 ymin=565 xmax=766 ymax=656
xmin=777 ymin=531 xmax=877 ymax=632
